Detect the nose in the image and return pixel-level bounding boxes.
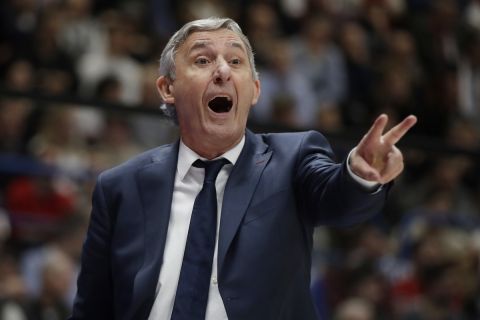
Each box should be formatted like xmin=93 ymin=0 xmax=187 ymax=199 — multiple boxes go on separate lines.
xmin=213 ymin=58 xmax=231 ymax=84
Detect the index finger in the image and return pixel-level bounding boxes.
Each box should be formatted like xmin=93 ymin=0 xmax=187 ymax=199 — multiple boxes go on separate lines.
xmin=383 ymin=115 xmax=417 ymax=145
xmin=361 ymin=114 xmax=389 ymax=145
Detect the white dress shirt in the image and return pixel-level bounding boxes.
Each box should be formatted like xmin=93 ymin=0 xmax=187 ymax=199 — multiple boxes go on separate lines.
xmin=147 ymin=137 xmax=378 ymax=320
xmin=147 ymin=137 xmax=244 ymax=320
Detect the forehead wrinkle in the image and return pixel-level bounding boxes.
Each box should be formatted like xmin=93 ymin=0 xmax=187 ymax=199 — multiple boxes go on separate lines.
xmin=226 ymin=40 xmax=246 ymax=53
xmin=186 ymin=38 xmax=247 ymax=56
xmin=187 ymin=40 xmax=212 ymax=55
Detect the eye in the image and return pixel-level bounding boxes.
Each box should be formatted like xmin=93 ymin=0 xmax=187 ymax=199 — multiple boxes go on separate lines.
xmin=230 ymin=58 xmax=241 ymax=65
xmin=195 ymin=57 xmax=210 ymax=65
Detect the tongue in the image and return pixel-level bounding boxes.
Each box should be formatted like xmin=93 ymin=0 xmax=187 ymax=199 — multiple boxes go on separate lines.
xmin=208 ymin=97 xmax=232 ymax=113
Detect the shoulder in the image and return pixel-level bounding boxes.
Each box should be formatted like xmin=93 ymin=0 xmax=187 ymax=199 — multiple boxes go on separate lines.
xmin=255 ymin=130 xmax=331 ymax=151
xmin=97 ymin=142 xmax=178 ymax=183
xmin=251 ymin=130 xmax=337 ymax=167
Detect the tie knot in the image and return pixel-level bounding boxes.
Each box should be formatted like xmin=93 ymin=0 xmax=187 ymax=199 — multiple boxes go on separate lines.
xmin=193 ymin=158 xmax=229 ymax=183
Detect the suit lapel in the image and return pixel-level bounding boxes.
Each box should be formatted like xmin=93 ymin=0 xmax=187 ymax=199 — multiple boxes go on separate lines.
xmin=128 ymin=142 xmax=179 ymax=319
xmin=217 ymin=131 xmax=272 ymax=273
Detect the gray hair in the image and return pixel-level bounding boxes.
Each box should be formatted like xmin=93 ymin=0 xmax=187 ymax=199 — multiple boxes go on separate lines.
xmin=159 ymin=17 xmax=258 ymax=123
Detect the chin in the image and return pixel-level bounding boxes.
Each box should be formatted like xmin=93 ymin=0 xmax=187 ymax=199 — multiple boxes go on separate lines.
xmin=206 ymin=125 xmax=241 ymax=143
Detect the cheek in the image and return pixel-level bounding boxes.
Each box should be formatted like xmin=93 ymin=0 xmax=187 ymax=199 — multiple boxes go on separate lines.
xmin=174 ymin=79 xmax=203 ymax=105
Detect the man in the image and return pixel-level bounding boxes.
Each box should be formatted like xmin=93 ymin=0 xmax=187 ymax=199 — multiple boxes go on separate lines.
xmin=70 ymin=17 xmax=416 ymax=320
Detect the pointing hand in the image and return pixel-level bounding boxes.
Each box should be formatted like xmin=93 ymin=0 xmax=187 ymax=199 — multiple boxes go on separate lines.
xmin=349 ymin=114 xmax=417 ymax=184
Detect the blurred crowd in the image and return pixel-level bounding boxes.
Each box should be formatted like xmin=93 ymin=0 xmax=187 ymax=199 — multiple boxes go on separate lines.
xmin=0 ymin=0 xmax=479 ymax=319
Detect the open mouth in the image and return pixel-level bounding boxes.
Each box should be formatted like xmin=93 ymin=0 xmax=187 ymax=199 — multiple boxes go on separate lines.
xmin=208 ymin=96 xmax=233 ymax=113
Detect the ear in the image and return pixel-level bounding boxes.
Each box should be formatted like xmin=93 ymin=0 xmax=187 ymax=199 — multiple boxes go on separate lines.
xmin=251 ymin=79 xmax=261 ymax=106
xmin=156 ymin=76 xmax=175 ymax=104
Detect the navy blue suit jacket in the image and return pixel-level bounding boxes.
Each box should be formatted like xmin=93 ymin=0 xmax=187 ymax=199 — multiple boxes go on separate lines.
xmin=70 ymin=130 xmax=389 ymax=320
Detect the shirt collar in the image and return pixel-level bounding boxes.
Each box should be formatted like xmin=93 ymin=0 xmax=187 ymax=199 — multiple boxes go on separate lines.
xmin=177 ymin=135 xmax=245 ymax=181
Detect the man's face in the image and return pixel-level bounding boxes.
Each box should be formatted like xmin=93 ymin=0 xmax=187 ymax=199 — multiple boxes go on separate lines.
xmin=157 ymin=29 xmax=261 ymax=158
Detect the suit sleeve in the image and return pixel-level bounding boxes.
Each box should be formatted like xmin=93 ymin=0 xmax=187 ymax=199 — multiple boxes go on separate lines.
xmin=69 ymin=174 xmax=114 ymax=319
xmin=294 ymin=131 xmax=390 ymax=227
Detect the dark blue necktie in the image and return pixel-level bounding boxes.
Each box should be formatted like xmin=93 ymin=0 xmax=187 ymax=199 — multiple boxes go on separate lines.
xmin=171 ymin=158 xmax=229 ymax=320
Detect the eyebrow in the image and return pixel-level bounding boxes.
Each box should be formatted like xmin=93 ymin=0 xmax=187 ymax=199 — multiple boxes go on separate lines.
xmin=188 ymin=40 xmax=246 ymax=55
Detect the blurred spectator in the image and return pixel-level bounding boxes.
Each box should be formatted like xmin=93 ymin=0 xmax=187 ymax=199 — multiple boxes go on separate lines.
xmin=176 ymin=0 xmax=230 ymax=24
xmin=362 ymin=3 xmax=394 ymax=60
xmin=243 ymin=2 xmax=282 ymax=68
xmin=0 ymin=98 xmax=34 ymax=153
xmin=25 ymin=247 xmax=75 ymax=320
xmin=391 ymin=227 xmax=477 ymax=319
xmin=89 ymin=114 xmax=143 ymax=171
xmin=68 ymin=75 xmax=123 ymax=151
xmin=413 ymin=0 xmax=464 ymax=73
xmin=139 ymin=62 xmax=160 ymax=108
xmin=33 ymin=8 xmax=78 ymax=95
xmin=396 ymin=186 xmax=478 ymax=267
xmin=334 ymin=297 xmax=374 ymax=320
xmin=95 ymin=75 xmax=123 ymax=102
xmin=338 ymin=21 xmax=375 ymax=127
xmin=58 ymin=0 xmax=106 ymax=60
xmin=4 ymin=175 xmax=77 ymax=245
xmin=384 ymin=30 xmax=424 ymax=88
xmin=131 ymin=62 xmax=179 ymax=148
xmin=0 ymin=252 xmax=29 ymax=320
xmin=20 ymin=214 xmax=87 ymax=306
xmin=148 ymin=0 xmax=177 ymax=38
xmin=76 ymin=10 xmax=142 ymax=104
xmin=0 ymin=209 xmax=11 ymax=249
xmin=3 ymin=59 xmax=35 ymax=91
xmin=253 ymin=39 xmax=317 ymax=128
xmin=458 ymin=29 xmax=480 ymax=127
xmin=446 ymin=116 xmax=480 ymax=150
xmin=343 ymin=227 xmax=393 ymax=319
xmin=0 ymin=0 xmax=38 ymax=56
xmin=401 ymin=156 xmax=476 ymax=216
xmin=465 ymin=0 xmax=480 ymax=31
xmin=317 ymin=0 xmax=362 ymax=19
xmin=371 ymin=30 xmax=423 ymax=125
xmin=28 ymin=107 xmax=91 ymax=175
xmin=289 ymin=14 xmax=347 ymax=129
xmin=372 ymin=62 xmax=417 ymax=125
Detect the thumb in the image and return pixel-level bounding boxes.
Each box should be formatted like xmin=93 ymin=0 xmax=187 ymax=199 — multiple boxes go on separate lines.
xmin=350 ymin=148 xmax=381 ymax=182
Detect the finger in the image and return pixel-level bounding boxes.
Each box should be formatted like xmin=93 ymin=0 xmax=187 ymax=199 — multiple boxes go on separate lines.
xmin=383 ymin=115 xmax=417 ymax=145
xmin=359 ymin=114 xmax=389 ymax=146
xmin=379 ymin=160 xmax=403 ymax=184
xmin=350 ymin=150 xmax=381 ymax=181
xmin=379 ymin=149 xmax=404 ymax=184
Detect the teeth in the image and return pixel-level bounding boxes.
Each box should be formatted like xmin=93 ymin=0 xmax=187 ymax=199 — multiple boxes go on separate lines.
xmin=210 ymin=95 xmax=231 ymax=102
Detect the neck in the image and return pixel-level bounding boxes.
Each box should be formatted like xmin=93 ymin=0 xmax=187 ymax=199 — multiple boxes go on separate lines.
xmin=182 ymin=135 xmax=243 ymax=160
